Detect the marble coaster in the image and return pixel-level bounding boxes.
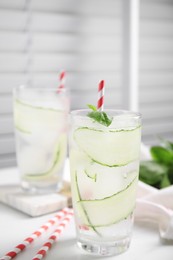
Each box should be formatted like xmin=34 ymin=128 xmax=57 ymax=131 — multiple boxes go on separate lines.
xmin=0 ymin=182 xmax=72 ymax=217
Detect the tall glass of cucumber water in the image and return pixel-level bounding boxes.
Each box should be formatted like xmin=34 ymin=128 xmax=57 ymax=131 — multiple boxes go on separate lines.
xmin=13 ymin=86 xmax=70 ymax=193
xmin=69 ymin=109 xmax=141 ymax=256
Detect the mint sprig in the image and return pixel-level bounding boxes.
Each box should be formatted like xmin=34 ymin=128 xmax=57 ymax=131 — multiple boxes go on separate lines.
xmin=87 ymin=104 xmax=113 ymax=127
xmin=139 ymin=138 xmax=173 ymax=189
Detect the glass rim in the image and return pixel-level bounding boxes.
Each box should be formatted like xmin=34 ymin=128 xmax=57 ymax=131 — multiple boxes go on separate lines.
xmin=70 ymin=109 xmax=141 ymax=119
xmin=13 ymin=84 xmax=69 ymax=94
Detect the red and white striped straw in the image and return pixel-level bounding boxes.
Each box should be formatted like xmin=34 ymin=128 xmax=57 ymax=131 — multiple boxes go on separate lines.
xmin=97 ymin=80 xmax=105 ymax=111
xmin=58 ymin=70 xmax=66 ymax=91
xmin=0 ymin=208 xmax=71 ymax=260
xmin=32 ymin=210 xmax=73 ymax=260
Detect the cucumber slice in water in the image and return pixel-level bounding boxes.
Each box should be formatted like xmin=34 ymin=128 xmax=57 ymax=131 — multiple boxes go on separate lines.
xmin=74 ymin=126 xmax=141 ymax=166
xmin=77 ymin=176 xmax=138 ymax=227
xmin=70 ymin=149 xmax=138 ymax=200
xmin=14 ymin=99 xmax=66 ymax=133
xmin=78 ymin=165 xmax=138 ymax=200
xmin=24 ymin=134 xmax=67 ymax=180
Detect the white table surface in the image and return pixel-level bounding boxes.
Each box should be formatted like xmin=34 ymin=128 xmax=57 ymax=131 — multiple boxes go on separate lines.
xmin=0 ymin=167 xmax=173 ymax=260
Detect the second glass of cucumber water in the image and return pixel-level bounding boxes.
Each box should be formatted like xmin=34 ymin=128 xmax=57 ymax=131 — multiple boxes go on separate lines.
xmin=69 ymin=109 xmax=141 ymax=256
xmin=13 ymin=85 xmax=70 ymax=194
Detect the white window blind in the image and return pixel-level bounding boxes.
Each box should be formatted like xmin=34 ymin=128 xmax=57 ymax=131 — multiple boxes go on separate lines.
xmin=139 ymin=0 xmax=173 ymax=144
xmin=0 ymin=0 xmax=123 ymax=167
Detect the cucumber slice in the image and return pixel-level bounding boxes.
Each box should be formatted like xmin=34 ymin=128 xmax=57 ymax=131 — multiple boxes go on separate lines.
xmin=24 ymin=134 xmax=67 ymax=180
xmin=75 ymin=156 xmax=138 ymax=200
xmin=77 ymin=177 xmax=138 ymax=227
xmin=70 ymin=149 xmax=138 ymax=199
xmin=70 ymin=150 xmax=100 ymax=235
xmin=84 ymin=169 xmax=97 ymax=182
xmin=92 ymin=214 xmax=133 ymax=237
xmin=14 ymin=99 xmax=66 ymax=133
xmin=74 ymin=126 xmax=141 ymax=166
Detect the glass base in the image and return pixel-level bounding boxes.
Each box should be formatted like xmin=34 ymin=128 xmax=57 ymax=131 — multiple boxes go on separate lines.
xmin=77 ymin=236 xmax=131 ymax=257
xmin=21 ymin=180 xmax=63 ymax=194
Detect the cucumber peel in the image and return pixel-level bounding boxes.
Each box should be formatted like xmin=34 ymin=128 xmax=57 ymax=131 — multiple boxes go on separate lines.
xmin=24 ymin=134 xmax=67 ymax=180
xmin=84 ymin=169 xmax=97 ymax=182
xmin=74 ymin=126 xmax=141 ymax=167
xmin=14 ymin=99 xmax=65 ymax=133
xmin=75 ymin=172 xmax=101 ymax=236
xmin=77 ymin=176 xmax=138 ymax=227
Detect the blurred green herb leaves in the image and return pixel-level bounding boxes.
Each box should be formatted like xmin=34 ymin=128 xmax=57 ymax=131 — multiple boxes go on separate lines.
xmin=139 ymin=139 xmax=173 ymax=189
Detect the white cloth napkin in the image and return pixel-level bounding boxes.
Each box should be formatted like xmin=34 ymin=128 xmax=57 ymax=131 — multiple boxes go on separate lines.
xmin=135 ymin=143 xmax=173 ymax=240
xmin=136 ymin=181 xmax=173 ymax=240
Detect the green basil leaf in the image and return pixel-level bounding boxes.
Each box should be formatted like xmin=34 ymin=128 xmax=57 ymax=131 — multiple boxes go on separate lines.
xmin=160 ymin=174 xmax=171 ymax=189
xmin=101 ymin=112 xmax=113 ymax=127
xmin=139 ymin=161 xmax=168 ymax=186
xmin=150 ymin=146 xmax=173 ymax=166
xmin=167 ymin=164 xmax=173 ymax=184
xmin=87 ymin=106 xmax=113 ymax=127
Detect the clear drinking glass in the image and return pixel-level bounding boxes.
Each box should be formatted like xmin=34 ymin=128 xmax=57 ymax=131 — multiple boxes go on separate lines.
xmin=13 ymin=85 xmax=70 ymax=193
xmin=69 ymin=109 xmax=141 ymax=256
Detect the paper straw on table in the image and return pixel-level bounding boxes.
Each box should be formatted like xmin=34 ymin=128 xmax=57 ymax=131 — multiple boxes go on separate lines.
xmin=32 ymin=210 xmax=73 ymax=260
xmin=0 ymin=208 xmax=71 ymax=260
xmin=97 ymin=80 xmax=105 ymax=111
xmin=58 ymin=70 xmax=66 ymax=92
